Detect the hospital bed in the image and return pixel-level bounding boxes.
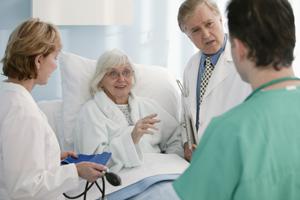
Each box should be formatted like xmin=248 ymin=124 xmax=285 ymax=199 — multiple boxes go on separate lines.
xmin=38 ymin=52 xmax=188 ymax=199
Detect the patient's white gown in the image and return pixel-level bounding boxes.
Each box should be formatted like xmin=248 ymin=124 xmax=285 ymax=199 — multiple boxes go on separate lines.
xmin=74 ymin=91 xmax=184 ymax=172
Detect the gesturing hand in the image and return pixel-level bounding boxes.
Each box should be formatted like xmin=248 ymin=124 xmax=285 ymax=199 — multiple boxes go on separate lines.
xmin=131 ymin=114 xmax=160 ymax=144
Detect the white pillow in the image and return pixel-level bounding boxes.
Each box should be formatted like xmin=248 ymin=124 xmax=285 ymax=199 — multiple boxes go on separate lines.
xmin=133 ymin=64 xmax=181 ymax=119
xmin=59 ymin=52 xmax=181 ymax=147
xmin=38 ymin=100 xmax=63 ymax=147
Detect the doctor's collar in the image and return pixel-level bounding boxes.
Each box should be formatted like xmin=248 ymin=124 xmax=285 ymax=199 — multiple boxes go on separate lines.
xmin=202 ymin=34 xmax=227 ymax=66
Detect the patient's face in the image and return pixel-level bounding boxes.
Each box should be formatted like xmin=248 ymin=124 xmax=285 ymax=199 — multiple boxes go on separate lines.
xmin=100 ymin=65 xmax=133 ymax=104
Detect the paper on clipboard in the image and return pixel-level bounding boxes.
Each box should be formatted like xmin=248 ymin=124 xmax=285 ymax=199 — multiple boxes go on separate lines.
xmin=176 ymin=80 xmax=198 ymax=147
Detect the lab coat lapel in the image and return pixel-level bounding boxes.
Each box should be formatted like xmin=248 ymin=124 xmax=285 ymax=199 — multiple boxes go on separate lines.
xmin=203 ymin=42 xmax=233 ymax=99
xmin=188 ymin=52 xmax=201 ymax=123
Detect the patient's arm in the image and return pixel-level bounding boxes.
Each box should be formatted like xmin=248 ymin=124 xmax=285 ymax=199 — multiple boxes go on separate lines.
xmin=73 ymin=100 xmax=144 ymax=173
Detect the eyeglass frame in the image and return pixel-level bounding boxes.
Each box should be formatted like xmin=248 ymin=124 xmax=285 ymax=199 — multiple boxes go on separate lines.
xmin=105 ymin=68 xmax=134 ymax=80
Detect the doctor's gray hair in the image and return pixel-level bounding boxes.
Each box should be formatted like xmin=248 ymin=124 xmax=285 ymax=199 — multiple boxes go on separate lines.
xmin=178 ymin=0 xmax=221 ymax=32
xmin=90 ymin=49 xmax=136 ymax=96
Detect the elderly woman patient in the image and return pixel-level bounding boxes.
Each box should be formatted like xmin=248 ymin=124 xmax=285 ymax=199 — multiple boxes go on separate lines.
xmin=74 ymin=49 xmax=183 ymax=172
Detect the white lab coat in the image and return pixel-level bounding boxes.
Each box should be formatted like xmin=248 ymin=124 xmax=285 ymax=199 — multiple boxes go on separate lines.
xmin=182 ymin=41 xmax=251 ymax=143
xmin=74 ymin=91 xmax=183 ymax=172
xmin=0 ymin=82 xmax=79 ymax=200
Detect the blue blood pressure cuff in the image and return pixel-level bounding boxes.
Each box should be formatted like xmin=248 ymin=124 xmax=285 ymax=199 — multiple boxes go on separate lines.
xmin=61 ymin=152 xmax=112 ymax=165
xmin=61 ymin=152 xmax=119 ymax=200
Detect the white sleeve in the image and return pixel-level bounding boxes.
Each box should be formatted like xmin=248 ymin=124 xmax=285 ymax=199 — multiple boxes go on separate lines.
xmin=109 ymin=126 xmax=143 ymax=172
xmin=74 ymin=105 xmax=143 ymax=172
xmin=1 ymin=110 xmax=79 ymax=200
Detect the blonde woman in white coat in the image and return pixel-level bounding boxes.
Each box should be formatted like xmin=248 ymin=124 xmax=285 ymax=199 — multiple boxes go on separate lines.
xmin=177 ymin=0 xmax=251 ymax=161
xmin=74 ymin=49 xmax=183 ymax=173
xmin=0 ymin=19 xmax=106 ymax=200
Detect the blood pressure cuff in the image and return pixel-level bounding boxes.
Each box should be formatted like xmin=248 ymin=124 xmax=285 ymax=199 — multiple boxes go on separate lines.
xmin=61 ymin=152 xmax=111 ymax=165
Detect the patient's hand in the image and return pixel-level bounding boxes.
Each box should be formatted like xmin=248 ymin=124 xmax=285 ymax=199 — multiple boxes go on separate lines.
xmin=184 ymin=142 xmax=197 ymax=162
xmin=131 ymin=114 xmax=160 ymax=144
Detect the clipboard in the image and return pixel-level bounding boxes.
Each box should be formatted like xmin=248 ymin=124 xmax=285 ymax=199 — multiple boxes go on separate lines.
xmin=176 ymin=80 xmax=198 ymax=148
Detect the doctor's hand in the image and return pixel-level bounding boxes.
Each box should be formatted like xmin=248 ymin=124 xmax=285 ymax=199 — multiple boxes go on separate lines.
xmin=76 ymin=162 xmax=107 ymax=182
xmin=131 ymin=114 xmax=160 ymax=144
xmin=184 ymin=142 xmax=197 ymax=162
xmin=61 ymin=151 xmax=78 ymax=160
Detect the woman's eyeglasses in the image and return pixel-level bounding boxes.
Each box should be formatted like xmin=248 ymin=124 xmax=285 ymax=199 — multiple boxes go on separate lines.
xmin=106 ymin=69 xmax=133 ymax=80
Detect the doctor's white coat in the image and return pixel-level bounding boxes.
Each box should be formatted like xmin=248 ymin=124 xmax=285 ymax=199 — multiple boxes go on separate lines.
xmin=182 ymin=41 xmax=251 ymax=143
xmin=0 ymin=82 xmax=79 ymax=200
xmin=74 ymin=91 xmax=183 ymax=172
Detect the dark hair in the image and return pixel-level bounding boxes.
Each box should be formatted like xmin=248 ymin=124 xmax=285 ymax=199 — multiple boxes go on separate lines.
xmin=227 ymin=0 xmax=295 ymax=69
xmin=1 ymin=18 xmax=61 ymax=80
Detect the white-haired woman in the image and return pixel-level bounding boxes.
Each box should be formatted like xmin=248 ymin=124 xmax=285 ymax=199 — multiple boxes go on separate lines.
xmin=74 ymin=49 xmax=183 ymax=173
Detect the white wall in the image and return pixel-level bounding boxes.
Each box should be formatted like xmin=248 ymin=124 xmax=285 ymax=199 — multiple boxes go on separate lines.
xmin=218 ymin=0 xmax=300 ymax=76
xmin=0 ymin=0 xmax=194 ymax=101
xmin=290 ymin=0 xmax=300 ymax=76
xmin=1 ymin=0 xmax=299 ymax=100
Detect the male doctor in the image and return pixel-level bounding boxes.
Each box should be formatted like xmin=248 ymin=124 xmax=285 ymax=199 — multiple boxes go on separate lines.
xmin=177 ymin=0 xmax=251 ymax=160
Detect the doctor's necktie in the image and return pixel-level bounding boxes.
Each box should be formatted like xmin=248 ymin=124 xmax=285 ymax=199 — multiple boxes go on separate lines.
xmin=199 ymin=56 xmax=214 ymax=104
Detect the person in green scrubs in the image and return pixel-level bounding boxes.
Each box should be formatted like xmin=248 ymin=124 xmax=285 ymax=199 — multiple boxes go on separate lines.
xmin=173 ymin=0 xmax=300 ymax=199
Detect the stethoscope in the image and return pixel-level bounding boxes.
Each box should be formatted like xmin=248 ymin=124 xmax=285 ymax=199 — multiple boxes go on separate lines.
xmin=244 ymin=76 xmax=300 ymax=102
xmin=63 ymin=169 xmax=121 ymax=200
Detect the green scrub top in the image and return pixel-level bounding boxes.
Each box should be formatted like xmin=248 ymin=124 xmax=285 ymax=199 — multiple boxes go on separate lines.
xmin=174 ymin=86 xmax=300 ymax=200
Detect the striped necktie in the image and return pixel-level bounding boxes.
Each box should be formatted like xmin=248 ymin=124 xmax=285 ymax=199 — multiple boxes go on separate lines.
xmin=199 ymin=56 xmax=214 ymax=104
